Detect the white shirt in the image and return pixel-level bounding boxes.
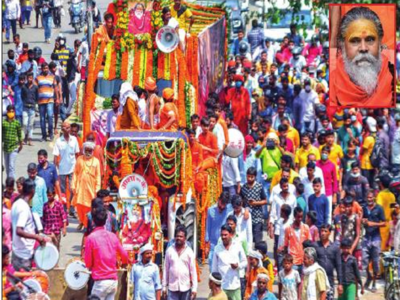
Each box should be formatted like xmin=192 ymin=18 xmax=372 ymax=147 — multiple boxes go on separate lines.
xmin=78 ymin=41 xmax=89 ymax=67
xmin=162 ymin=244 xmax=198 ymax=293
xmin=138 ymin=98 xmax=146 ymax=123
xmin=269 ymin=192 xmax=297 ymax=230
xmin=211 ymin=240 xmax=247 ymax=290
xmin=270 ymin=183 xmax=296 ymax=200
xmin=167 ymin=17 xmax=179 ymax=29
xmin=222 ymin=155 xmax=241 ymax=187
xmin=106 ymin=109 xmax=118 ymax=135
xmin=277 ymin=218 xmax=292 ymax=247
xmin=53 ymin=134 xmax=80 ymax=175
xmin=11 ymin=198 xmax=36 ymax=260
xmin=391 ymin=126 xmax=400 ymax=165
xmin=228 ymin=208 xmax=253 ymax=250
xmin=300 ymin=175 xmax=326 ymax=203
xmin=290 ymin=55 xmax=307 ymax=73
xmin=299 ymin=89 xmax=319 ymax=123
xmin=212 ymin=123 xmax=225 ymax=151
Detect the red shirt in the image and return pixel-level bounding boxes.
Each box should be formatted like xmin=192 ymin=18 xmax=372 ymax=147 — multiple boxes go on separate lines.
xmin=84 ymin=226 xmax=128 ymax=280
xmin=316 ymin=160 xmax=338 ymax=197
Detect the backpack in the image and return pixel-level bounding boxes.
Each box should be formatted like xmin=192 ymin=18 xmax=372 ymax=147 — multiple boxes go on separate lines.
xmin=370 ymin=135 xmax=383 ymax=168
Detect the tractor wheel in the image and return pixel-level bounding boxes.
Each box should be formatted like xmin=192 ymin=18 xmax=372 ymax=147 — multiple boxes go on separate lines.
xmin=175 ymin=202 xmax=197 ymax=255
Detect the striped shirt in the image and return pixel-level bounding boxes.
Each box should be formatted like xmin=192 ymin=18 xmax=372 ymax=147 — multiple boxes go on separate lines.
xmin=54 ymin=49 xmax=70 ymax=71
xmin=36 ymin=74 xmax=55 ymax=104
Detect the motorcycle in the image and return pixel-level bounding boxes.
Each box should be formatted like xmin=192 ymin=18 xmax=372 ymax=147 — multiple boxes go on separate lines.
xmin=68 ymin=0 xmax=85 ymax=33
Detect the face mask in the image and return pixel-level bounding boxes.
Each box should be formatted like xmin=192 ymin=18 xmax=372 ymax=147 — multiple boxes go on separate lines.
xmin=38 ymin=159 xmax=46 ymax=165
xmin=321 ymin=153 xmax=328 ymax=161
xmin=351 ymin=115 xmax=357 ymax=122
xmin=7 ymin=112 xmax=15 ymax=119
xmin=289 ymin=46 xmax=294 ymax=50
xmin=305 ymin=85 xmax=311 ymax=92
xmin=350 ymin=172 xmax=360 ymax=178
xmin=235 ymin=81 xmax=243 ymax=88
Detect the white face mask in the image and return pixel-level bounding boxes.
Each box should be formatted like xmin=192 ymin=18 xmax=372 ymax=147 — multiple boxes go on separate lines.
xmin=305 ymin=85 xmax=311 ymax=92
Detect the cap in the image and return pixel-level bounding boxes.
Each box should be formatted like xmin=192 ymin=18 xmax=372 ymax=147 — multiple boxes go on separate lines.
xmin=366 ymin=117 xmax=377 ymax=132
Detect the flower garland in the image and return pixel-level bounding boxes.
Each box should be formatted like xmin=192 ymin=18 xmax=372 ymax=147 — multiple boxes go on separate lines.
xmin=132 ymin=47 xmax=141 ymax=87
xmin=120 ymin=50 xmax=129 ymax=80
xmin=169 ymin=50 xmax=177 ymax=88
xmin=176 ymin=48 xmax=187 ymax=128
xmin=103 ymin=42 xmax=113 ymax=80
xmin=109 ymin=45 xmax=117 ymax=80
xmin=139 ymin=48 xmax=148 ymax=87
xmin=157 ymin=51 xmax=164 ymax=80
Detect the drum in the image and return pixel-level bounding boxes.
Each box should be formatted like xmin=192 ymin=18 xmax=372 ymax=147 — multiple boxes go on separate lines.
xmin=34 ymin=243 xmax=59 ymax=271
xmin=32 ymin=271 xmax=49 ymax=294
xmin=64 ymin=259 xmax=91 ymax=290
xmin=224 ymin=128 xmax=245 ymax=158
xmin=21 ymin=279 xmax=42 ymax=296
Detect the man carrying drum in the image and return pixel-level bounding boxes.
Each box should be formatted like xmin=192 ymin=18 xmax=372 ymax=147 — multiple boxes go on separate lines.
xmin=11 ymin=179 xmax=51 ymax=271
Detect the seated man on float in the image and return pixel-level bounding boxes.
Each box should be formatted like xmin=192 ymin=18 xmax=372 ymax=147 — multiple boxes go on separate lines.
xmin=116 ymin=82 xmax=141 ymax=130
xmin=95 ymin=13 xmax=115 ymax=42
xmin=198 ymin=117 xmax=219 ymax=169
xmin=158 ymin=88 xmax=179 ymax=131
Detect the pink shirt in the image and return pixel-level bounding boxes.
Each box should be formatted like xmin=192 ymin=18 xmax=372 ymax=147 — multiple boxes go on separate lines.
xmin=2 ymin=208 xmax=12 ymax=250
xmin=316 ymin=160 xmax=338 ymax=197
xmin=84 ymin=226 xmax=128 ymax=281
xmin=162 ymin=244 xmax=198 ymax=293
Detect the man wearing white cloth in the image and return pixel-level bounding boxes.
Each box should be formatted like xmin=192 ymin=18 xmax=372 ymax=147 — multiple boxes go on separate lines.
xmin=301 ymin=247 xmax=330 ymax=300
xmin=212 ymin=224 xmax=247 ymax=300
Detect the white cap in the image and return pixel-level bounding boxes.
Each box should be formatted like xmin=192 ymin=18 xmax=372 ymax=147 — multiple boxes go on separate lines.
xmin=366 ymin=116 xmax=377 ymax=133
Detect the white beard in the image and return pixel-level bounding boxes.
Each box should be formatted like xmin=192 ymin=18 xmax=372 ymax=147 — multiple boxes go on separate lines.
xmin=342 ymin=47 xmax=382 ymax=96
xmin=135 ymin=11 xmax=144 ymax=19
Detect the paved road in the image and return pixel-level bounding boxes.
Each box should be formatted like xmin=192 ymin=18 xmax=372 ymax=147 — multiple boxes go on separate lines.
xmin=2 ymin=1 xmax=384 ymax=299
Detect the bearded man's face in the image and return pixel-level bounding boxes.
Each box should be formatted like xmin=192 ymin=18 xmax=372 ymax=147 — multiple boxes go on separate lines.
xmin=342 ymin=18 xmax=382 ymax=96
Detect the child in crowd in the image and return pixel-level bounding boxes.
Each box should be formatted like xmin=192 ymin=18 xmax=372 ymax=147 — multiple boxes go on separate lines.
xmin=339 ymin=238 xmax=364 ymax=300
xmin=255 ymin=241 xmax=275 ymax=293
xmin=276 ymin=204 xmax=292 ymax=271
xmin=278 ymin=254 xmax=301 ymax=300
xmin=295 ymin=182 xmax=307 ymax=222
xmin=306 ymin=211 xmax=319 ymax=242
xmin=16 ymin=177 xmax=25 ymax=196
xmin=2 ymin=185 xmax=11 ymax=209
xmin=387 ymin=210 xmax=399 ymax=250
xmin=333 ymin=201 xmax=346 ymax=246
xmin=42 ymin=187 xmax=68 ymax=252
xmin=4 ymin=177 xmax=19 ymax=203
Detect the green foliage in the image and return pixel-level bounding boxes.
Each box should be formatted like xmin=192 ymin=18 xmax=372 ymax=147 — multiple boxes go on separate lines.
xmin=103 ymin=97 xmax=112 ymax=109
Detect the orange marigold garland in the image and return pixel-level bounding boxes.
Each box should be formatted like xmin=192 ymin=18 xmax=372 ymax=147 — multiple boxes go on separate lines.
xmin=120 ymin=50 xmax=129 ymax=80
xmin=170 ymin=50 xmax=177 ymax=87
xmin=132 ymin=47 xmax=141 ymax=87
xmin=157 ymin=51 xmax=165 ymax=80
xmin=176 ymin=48 xmax=187 ymax=128
xmin=145 ymin=49 xmax=153 ymax=80
xmin=109 ymin=46 xmax=117 ymax=80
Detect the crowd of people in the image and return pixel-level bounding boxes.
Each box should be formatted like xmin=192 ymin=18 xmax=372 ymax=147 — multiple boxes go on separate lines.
xmin=2 ymin=1 xmax=400 ymax=300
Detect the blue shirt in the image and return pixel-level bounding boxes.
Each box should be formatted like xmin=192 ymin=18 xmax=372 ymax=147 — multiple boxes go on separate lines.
xmin=37 ymin=162 xmax=59 ymax=190
xmin=230 ymin=37 xmax=249 ymax=56
xmin=131 ymin=261 xmax=162 ymax=300
xmin=6 ymin=71 xmax=19 ymax=88
xmin=205 ymin=204 xmax=233 ymax=246
xmin=30 ymin=176 xmax=48 ymax=217
xmin=247 ymin=27 xmax=264 ymax=54
xmin=12 ymin=84 xmax=23 ymax=116
xmin=308 ymin=194 xmax=329 ymax=228
xmin=363 ymin=204 xmax=385 ymax=241
xmin=249 ymin=290 xmax=277 ymax=300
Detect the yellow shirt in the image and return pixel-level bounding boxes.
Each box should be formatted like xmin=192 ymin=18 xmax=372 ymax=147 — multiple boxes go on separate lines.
xmin=295 ymin=145 xmax=320 ymax=169
xmin=319 ymin=143 xmax=344 ymax=177
xmin=170 ymin=5 xmax=193 ymax=30
xmin=301 ymin=268 xmax=328 ymax=300
xmin=287 ymin=126 xmax=300 ymax=150
xmin=377 ymin=189 xmax=396 ymax=251
xmin=270 ymin=169 xmax=300 ymax=191
xmin=360 ymin=136 xmax=375 ymax=170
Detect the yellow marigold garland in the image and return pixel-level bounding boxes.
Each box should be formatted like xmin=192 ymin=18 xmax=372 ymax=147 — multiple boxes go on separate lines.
xmin=176 ymin=48 xmax=187 ymax=128
xmin=132 ymin=47 xmax=141 ymax=87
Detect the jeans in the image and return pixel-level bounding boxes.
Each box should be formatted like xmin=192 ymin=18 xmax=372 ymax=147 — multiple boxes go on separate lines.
xmin=53 ymin=6 xmax=62 ymax=26
xmin=5 ymin=19 xmax=17 ymax=40
xmin=16 ymin=115 xmax=23 ymax=125
xmin=67 ymin=79 xmax=78 ymax=114
xmin=223 ymin=185 xmax=237 ymax=198
xmin=167 ymin=290 xmax=191 ymax=300
xmin=21 ymin=7 xmax=32 ymax=24
xmin=4 ymin=149 xmax=19 ymax=179
xmin=42 ymin=14 xmax=52 ymax=40
xmin=91 ymin=279 xmax=117 ymax=300
xmin=327 ymin=195 xmax=333 ymax=225
xmin=253 ymin=222 xmax=263 ymax=244
xmin=11 ymin=253 xmax=32 ymax=271
xmin=23 ymin=107 xmax=35 ymax=139
xmin=39 ymin=103 xmax=54 ymax=139
xmin=362 ymin=238 xmax=381 ymax=275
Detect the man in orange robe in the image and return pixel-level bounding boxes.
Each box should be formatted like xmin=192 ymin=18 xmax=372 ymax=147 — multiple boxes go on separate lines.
xmin=158 ymin=88 xmax=179 ymax=130
xmin=226 ymin=74 xmax=251 ymax=137
xmin=95 ymin=13 xmax=115 ymax=42
xmin=330 ymin=6 xmax=395 ymax=107
xmin=214 ymin=102 xmax=229 ymax=148
xmin=198 ymin=117 xmax=219 ymax=161
xmin=116 ymin=83 xmax=141 ymax=130
xmin=72 ymin=142 xmax=101 ymax=229
xmin=245 ymin=250 xmax=269 ymax=298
